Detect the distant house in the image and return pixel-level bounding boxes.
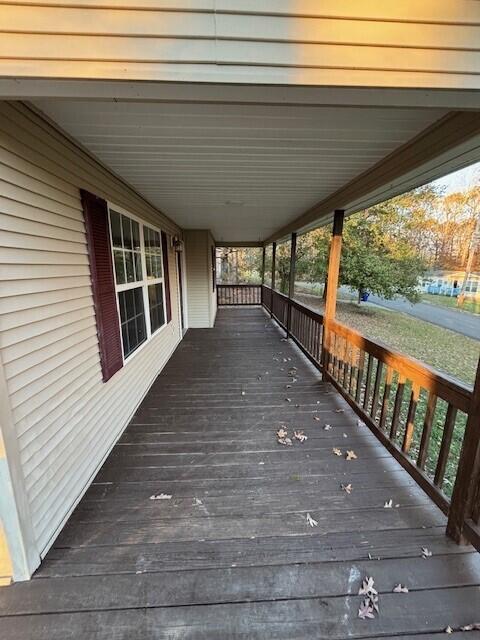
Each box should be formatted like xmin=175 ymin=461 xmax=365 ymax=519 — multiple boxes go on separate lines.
xmin=423 ymin=271 xmax=480 ymax=298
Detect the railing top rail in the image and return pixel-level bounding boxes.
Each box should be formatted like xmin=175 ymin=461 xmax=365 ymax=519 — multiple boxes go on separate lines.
xmin=218 ymin=283 xmax=262 ymax=288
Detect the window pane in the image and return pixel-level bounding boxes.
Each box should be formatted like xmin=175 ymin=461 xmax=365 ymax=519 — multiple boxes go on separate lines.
xmin=125 ymin=251 xmax=135 ymax=282
xmin=132 ymin=220 xmax=141 ymax=250
xmin=118 ymin=288 xmax=146 ymax=358
xmin=113 ymin=250 xmax=126 ymax=285
xmin=122 ymin=215 xmax=133 ymax=250
xmin=134 ymin=252 xmax=143 ymax=281
xmin=110 ymin=210 xmax=123 ymax=248
xmin=148 ymin=283 xmax=165 ymax=333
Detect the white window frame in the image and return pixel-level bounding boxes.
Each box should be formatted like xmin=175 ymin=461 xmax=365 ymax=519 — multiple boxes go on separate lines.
xmin=107 ymin=202 xmax=168 ymax=363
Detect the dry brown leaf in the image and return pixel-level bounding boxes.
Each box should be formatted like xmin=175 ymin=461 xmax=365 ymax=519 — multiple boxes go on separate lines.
xmin=306 ymin=513 xmax=318 ymax=527
xmin=341 ymin=483 xmax=353 ymax=494
xmin=346 ymin=450 xmax=357 ymax=460
xmin=278 ymin=436 xmax=293 ymax=446
xmin=384 ymin=499 xmax=393 ymax=508
xmin=314 ymin=415 xmax=321 ymax=421
xmin=150 ymin=493 xmax=172 ymax=500
xmin=421 ymin=547 xmax=433 ymax=558
xmin=358 ymin=576 xmax=377 ymax=597
xmin=460 ymin=623 xmax=480 ymax=631
xmin=358 ymin=599 xmax=375 ymax=620
xmin=285 ymin=397 xmax=292 ymax=403
xmin=277 ymin=427 xmax=288 ymax=439
xmin=393 ymin=584 xmax=409 ymax=593
xmin=323 ymin=423 xmax=332 ymax=431
xmin=335 ymin=409 xmax=345 ymax=413
xmin=294 ymin=430 xmax=308 ymax=443
xmin=332 ymin=447 xmax=342 ymax=456
xmin=445 ymin=626 xmax=453 ymax=634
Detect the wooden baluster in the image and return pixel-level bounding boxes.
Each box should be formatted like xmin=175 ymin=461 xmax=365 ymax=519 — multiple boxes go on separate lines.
xmin=348 ymin=346 xmax=357 ymax=395
xmin=355 ymin=349 xmax=365 ymax=404
xmin=402 ymin=383 xmax=420 ymax=453
xmin=390 ymin=374 xmax=405 ymax=440
xmin=417 ymin=392 xmax=437 ymax=469
xmin=370 ymin=360 xmax=384 ymax=421
xmin=363 ymin=354 xmax=374 ymax=410
xmin=341 ymin=339 xmax=349 ymax=387
xmin=447 ymin=357 xmax=480 ymax=542
xmin=434 ymin=404 xmax=458 ymax=487
xmin=379 ymin=366 xmax=393 ymax=431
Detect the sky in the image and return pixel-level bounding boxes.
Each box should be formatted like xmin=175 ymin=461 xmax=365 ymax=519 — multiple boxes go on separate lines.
xmin=431 ymin=161 xmax=480 ymax=194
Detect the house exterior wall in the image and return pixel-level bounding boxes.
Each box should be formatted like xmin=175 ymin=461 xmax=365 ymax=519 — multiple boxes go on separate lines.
xmin=0 ymin=101 xmax=182 ymax=579
xmin=0 ymin=1 xmax=479 ymax=89
xmin=184 ymin=230 xmax=217 ymax=328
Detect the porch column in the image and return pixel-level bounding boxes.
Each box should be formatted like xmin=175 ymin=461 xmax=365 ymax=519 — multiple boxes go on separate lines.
xmin=286 ymin=232 xmax=297 ymax=338
xmin=447 ymin=356 xmax=480 ymax=543
xmin=321 ymin=210 xmax=345 ymax=369
xmin=270 ymin=242 xmax=276 ymax=317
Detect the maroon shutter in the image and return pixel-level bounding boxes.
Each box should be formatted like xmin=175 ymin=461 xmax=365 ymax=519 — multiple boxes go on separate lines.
xmin=161 ymin=231 xmax=172 ymax=323
xmin=81 ymin=190 xmax=123 ymax=382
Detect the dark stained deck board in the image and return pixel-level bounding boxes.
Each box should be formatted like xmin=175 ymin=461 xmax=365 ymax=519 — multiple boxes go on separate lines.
xmin=1 ymin=308 xmax=479 ymax=639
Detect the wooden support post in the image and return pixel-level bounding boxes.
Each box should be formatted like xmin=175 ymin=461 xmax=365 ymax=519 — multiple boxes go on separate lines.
xmin=261 ymin=246 xmax=266 ymax=285
xmin=447 ymin=356 xmax=480 ymax=543
xmin=286 ymin=232 xmax=297 ymax=338
xmin=270 ymin=242 xmax=276 ymax=318
xmin=321 ymin=210 xmax=345 ymax=370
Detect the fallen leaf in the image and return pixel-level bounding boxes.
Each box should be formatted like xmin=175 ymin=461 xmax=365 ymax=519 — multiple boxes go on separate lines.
xmin=421 ymin=547 xmax=433 ymax=558
xmin=343 ymin=433 xmax=348 ymax=438
xmin=286 ymin=384 xmax=292 ymax=389
xmin=358 ymin=576 xmax=377 ymax=597
xmin=278 ymin=436 xmax=293 ymax=446
xmin=460 ymin=623 xmax=480 ymax=631
xmin=357 ymin=419 xmax=365 ymax=427
xmin=306 ymin=513 xmax=318 ymax=527
xmin=332 ymin=447 xmax=342 ymax=456
xmin=335 ymin=409 xmax=345 ymax=413
xmin=341 ymin=483 xmax=353 ymax=494
xmin=393 ymin=584 xmax=409 ymax=593
xmin=150 ymin=494 xmax=172 ymax=500
xmin=277 ymin=427 xmax=288 ymax=439
xmin=285 ymin=397 xmax=292 ymax=403
xmin=445 ymin=626 xmax=453 ymax=634
xmin=346 ymin=450 xmax=357 ymax=460
xmin=294 ymin=430 xmax=308 ymax=443
xmin=384 ymin=499 xmax=393 ymax=508
xmin=194 ymin=498 xmax=203 ymax=506
xmin=358 ymin=599 xmax=375 ymax=620
xmin=323 ymin=423 xmax=332 ymax=430
xmin=314 ymin=416 xmax=321 ymax=421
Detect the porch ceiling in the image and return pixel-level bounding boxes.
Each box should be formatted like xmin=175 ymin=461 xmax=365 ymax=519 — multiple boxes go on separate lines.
xmin=33 ymin=99 xmax=466 ymax=241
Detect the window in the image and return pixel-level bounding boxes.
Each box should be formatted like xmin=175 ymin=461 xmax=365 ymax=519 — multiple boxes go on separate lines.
xmin=108 ymin=207 xmax=168 ymax=360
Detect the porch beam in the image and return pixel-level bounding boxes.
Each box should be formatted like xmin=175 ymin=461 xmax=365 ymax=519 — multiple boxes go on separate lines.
xmin=266 ymin=111 xmax=480 ymax=242
xmin=447 ymin=356 xmax=480 ymax=543
xmin=321 ymin=210 xmax=345 ymax=367
xmin=286 ymin=232 xmax=297 ymax=338
xmin=215 ymin=241 xmax=263 ymax=248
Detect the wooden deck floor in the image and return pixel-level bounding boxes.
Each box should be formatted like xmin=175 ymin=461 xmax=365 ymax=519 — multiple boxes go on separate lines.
xmin=1 ymin=308 xmax=480 ymax=639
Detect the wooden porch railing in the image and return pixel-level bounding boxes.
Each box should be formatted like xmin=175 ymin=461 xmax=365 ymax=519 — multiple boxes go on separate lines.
xmin=261 ymin=284 xmax=480 ymax=550
xmin=217 ymin=284 xmax=262 ymax=305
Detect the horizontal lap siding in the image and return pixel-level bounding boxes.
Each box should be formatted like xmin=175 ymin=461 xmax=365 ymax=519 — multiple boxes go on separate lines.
xmin=0 ymin=2 xmax=479 ymax=88
xmin=0 ymin=102 xmax=181 ymax=557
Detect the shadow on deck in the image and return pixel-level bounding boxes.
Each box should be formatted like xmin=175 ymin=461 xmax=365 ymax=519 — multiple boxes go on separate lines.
xmin=1 ymin=308 xmax=479 ymax=638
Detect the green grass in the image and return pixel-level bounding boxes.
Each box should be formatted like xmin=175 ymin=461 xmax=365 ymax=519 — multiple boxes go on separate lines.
xmin=422 ymin=292 xmax=480 ymax=315
xmin=293 ymin=291 xmax=479 ymax=497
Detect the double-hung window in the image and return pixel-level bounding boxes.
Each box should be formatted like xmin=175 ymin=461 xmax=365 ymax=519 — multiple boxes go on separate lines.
xmin=108 ymin=206 xmax=167 ymax=360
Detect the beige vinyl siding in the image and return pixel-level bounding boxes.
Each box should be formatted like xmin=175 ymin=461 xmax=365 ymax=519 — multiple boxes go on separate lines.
xmin=0 ymin=101 xmax=181 ymax=568
xmin=184 ymin=229 xmax=216 ymax=328
xmin=0 ymin=1 xmax=479 ymax=88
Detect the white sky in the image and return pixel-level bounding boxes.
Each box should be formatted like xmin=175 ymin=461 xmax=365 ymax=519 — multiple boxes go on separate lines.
xmin=430 ymin=161 xmax=480 ymax=194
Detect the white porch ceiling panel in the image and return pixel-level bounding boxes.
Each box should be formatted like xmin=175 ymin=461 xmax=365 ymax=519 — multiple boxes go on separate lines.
xmin=34 ymin=100 xmax=446 ymax=241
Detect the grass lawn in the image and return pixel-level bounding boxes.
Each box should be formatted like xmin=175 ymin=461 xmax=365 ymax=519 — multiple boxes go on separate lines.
xmin=422 ymin=292 xmax=480 ymax=315
xmin=293 ymin=291 xmax=480 ymax=497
